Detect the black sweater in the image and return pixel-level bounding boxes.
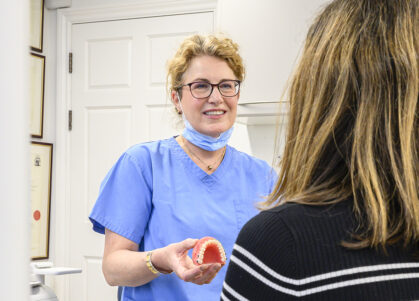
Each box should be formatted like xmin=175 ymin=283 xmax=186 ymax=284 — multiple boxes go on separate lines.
xmin=222 ymin=201 xmax=419 ymax=300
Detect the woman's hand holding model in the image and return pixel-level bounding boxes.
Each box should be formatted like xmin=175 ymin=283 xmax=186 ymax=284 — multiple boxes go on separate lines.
xmin=102 ymin=230 xmax=221 ymax=287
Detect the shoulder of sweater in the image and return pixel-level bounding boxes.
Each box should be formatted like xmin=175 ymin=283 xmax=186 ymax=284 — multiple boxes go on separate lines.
xmin=259 ymin=202 xmax=306 ymax=221
xmin=233 ymin=204 xmax=299 ymax=278
xmin=261 ymin=201 xmax=352 ymax=219
xmin=236 ymin=207 xmax=296 ymax=248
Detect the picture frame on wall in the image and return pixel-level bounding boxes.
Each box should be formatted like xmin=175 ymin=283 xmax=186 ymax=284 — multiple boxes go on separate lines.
xmin=30 ymin=141 xmax=53 ymax=260
xmin=30 ymin=0 xmax=44 ymax=52
xmin=29 ymin=53 xmax=45 ymax=138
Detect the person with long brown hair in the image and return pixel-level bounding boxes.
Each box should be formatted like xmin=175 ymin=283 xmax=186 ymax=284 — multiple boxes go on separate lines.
xmin=222 ymin=0 xmax=419 ymax=299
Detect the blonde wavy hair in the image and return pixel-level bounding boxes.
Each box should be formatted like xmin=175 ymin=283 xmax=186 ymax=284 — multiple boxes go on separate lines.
xmin=166 ymin=34 xmax=245 ymax=100
xmin=265 ymin=0 xmax=419 ymax=249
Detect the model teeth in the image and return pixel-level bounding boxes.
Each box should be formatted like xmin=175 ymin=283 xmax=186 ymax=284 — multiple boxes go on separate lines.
xmin=196 ymin=239 xmax=226 ymax=264
xmin=205 ymin=111 xmax=224 ymax=115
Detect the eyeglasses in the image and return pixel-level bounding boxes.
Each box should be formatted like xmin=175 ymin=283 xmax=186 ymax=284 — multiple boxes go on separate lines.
xmin=178 ymin=80 xmax=241 ymax=99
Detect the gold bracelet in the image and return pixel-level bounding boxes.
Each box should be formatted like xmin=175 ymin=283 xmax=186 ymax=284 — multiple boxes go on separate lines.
xmin=145 ymin=251 xmax=160 ymax=275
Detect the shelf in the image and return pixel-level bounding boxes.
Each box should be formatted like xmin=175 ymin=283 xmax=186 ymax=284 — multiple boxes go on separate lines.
xmin=32 ymin=266 xmax=82 ymax=276
xmin=31 ymin=262 xmax=82 ymax=276
xmin=236 ymin=101 xmax=288 ymax=125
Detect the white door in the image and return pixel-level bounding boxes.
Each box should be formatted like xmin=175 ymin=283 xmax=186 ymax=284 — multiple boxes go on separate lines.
xmin=69 ymin=13 xmax=213 ymax=301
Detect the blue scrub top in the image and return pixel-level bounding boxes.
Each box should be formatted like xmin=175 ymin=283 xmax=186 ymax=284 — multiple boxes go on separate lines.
xmin=89 ymin=137 xmax=276 ymax=301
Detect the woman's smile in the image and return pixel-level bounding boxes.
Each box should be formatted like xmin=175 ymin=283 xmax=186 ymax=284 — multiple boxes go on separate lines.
xmin=203 ymin=109 xmax=226 ymax=118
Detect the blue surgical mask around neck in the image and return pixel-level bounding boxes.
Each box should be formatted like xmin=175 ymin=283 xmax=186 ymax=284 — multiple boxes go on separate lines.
xmin=180 ymin=109 xmax=233 ymax=151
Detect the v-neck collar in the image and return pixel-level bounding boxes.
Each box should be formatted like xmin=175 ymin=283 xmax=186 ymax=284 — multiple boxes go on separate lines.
xmin=168 ymin=136 xmax=232 ymax=187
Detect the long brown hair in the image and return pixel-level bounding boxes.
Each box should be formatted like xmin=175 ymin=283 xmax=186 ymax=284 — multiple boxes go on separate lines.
xmin=265 ymin=0 xmax=419 ymax=249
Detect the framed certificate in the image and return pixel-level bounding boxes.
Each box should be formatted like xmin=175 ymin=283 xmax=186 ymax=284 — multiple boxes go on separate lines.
xmin=30 ymin=0 xmax=44 ymax=52
xmin=29 ymin=53 xmax=45 ymax=138
xmin=30 ymin=141 xmax=53 ymax=260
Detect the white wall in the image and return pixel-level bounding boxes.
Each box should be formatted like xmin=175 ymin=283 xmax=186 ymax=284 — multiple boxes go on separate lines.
xmin=0 ymin=1 xmax=30 ymax=300
xmin=217 ymin=0 xmax=327 ymax=103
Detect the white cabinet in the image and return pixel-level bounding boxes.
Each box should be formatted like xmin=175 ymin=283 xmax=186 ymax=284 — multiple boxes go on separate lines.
xmin=230 ymin=101 xmax=288 ymax=166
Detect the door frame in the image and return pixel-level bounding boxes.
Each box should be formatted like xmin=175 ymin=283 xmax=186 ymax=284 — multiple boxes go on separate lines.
xmin=55 ymin=1 xmax=217 ymax=299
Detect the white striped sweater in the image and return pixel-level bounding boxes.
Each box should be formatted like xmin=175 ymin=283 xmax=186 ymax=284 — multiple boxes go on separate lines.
xmin=222 ymin=201 xmax=419 ymax=300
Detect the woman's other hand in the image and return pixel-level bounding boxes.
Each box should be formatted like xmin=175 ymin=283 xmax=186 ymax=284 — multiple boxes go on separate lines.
xmin=153 ymin=238 xmax=222 ymax=285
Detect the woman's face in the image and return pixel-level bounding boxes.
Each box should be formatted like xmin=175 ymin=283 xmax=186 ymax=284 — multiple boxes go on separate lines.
xmin=172 ymin=55 xmax=239 ymax=138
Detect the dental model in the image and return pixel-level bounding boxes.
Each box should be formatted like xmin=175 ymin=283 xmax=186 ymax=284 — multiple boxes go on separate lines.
xmin=192 ymin=237 xmax=226 ymax=266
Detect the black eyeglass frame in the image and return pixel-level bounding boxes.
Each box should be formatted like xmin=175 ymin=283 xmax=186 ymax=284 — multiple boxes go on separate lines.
xmin=177 ymin=80 xmax=241 ymax=99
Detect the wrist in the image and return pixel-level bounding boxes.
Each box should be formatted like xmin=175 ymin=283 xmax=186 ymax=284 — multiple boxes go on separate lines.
xmin=146 ymin=249 xmax=172 ymax=275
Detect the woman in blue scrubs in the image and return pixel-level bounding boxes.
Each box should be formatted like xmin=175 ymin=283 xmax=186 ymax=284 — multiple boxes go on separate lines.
xmin=89 ymin=34 xmax=276 ymax=300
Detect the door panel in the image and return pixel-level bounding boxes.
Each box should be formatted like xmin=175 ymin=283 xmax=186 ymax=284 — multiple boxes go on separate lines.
xmin=70 ymin=12 xmax=213 ymax=301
